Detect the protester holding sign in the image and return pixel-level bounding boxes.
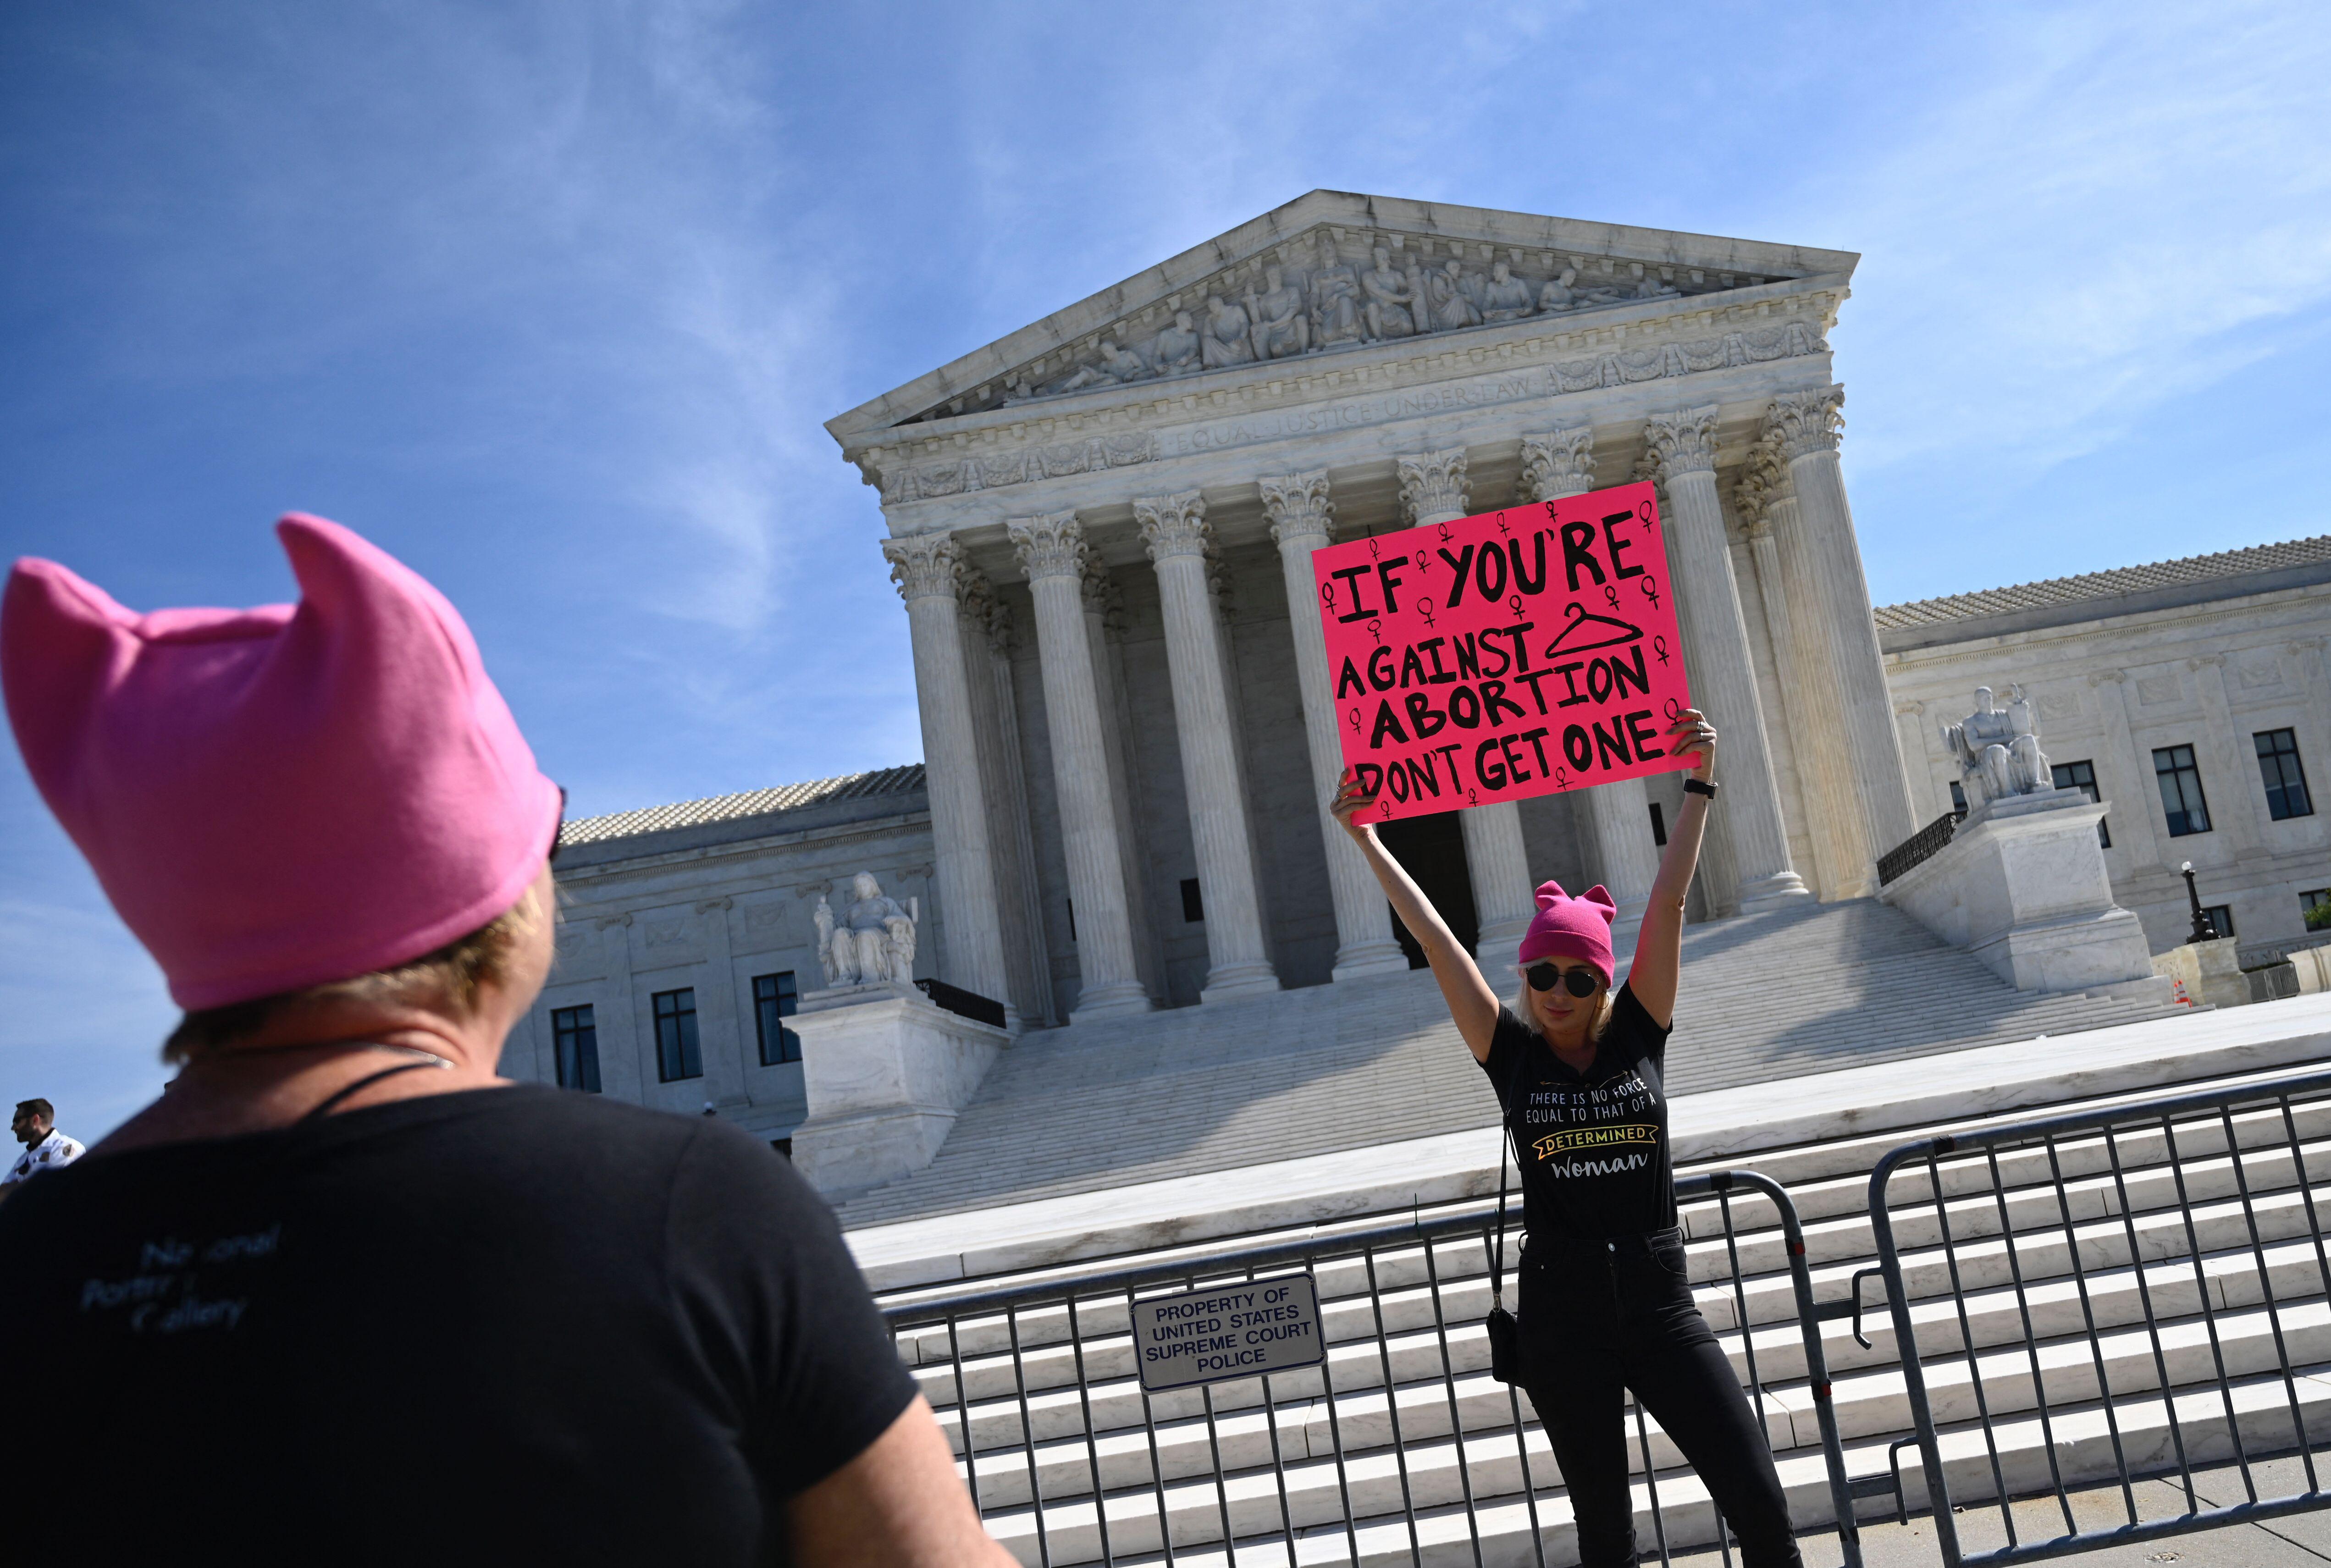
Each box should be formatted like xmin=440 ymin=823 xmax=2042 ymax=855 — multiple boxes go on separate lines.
xmin=1328 ymin=708 xmax=1802 ymax=1568
xmin=0 ymin=515 xmax=1012 ymax=1566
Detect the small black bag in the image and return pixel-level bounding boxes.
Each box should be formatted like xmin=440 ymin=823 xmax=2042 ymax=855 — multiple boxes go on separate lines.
xmin=1485 ymin=1049 xmax=1525 ymax=1385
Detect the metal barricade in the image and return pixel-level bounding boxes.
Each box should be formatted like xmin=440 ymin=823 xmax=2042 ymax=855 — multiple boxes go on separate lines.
xmin=1867 ymin=1065 xmax=2331 ymax=1567
xmin=882 ymin=1169 xmax=1860 ymax=1568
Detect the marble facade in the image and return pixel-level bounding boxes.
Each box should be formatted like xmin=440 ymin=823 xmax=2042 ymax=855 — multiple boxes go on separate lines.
xmin=827 ymin=191 xmax=1916 ymax=1022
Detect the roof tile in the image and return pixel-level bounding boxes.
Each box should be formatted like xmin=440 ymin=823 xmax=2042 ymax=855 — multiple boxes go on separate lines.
xmin=1873 ymin=536 xmax=2331 ymax=631
xmin=558 ymin=763 xmax=926 ymax=848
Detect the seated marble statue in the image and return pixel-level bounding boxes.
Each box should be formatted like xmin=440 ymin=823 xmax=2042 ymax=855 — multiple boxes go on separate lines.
xmin=1477 ymin=260 xmax=1536 ymax=322
xmin=1939 ymin=685 xmax=2053 ymax=809
xmin=1151 ymin=310 xmax=1201 ymax=375
xmin=1243 ymin=265 xmax=1309 ymax=359
xmin=1424 ymin=259 xmax=1482 ymax=332
xmin=1361 ymin=246 xmax=1418 ymax=339
xmin=1537 ymin=267 xmax=1582 ymax=312
xmin=1309 ymin=237 xmax=1366 ymax=347
xmin=1629 ymin=273 xmax=1680 ymax=300
xmin=1201 ymin=294 xmax=1255 ymax=368
xmin=812 ymin=872 xmax=920 ymax=987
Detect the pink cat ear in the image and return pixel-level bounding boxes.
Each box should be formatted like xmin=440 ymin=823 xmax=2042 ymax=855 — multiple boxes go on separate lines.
xmin=1534 ymin=878 xmax=1567 ymax=912
xmin=1580 ymin=884 xmax=1617 ymax=922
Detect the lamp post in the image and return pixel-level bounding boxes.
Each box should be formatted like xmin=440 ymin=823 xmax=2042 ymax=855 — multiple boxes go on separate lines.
xmin=2180 ymin=861 xmax=2215 ymax=944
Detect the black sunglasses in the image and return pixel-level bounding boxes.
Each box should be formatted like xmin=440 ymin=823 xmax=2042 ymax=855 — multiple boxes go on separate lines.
xmin=1522 ymin=962 xmax=1600 ymax=998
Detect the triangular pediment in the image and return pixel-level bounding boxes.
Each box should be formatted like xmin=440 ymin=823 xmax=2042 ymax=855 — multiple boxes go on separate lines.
xmin=825 ymin=190 xmax=1857 ymax=444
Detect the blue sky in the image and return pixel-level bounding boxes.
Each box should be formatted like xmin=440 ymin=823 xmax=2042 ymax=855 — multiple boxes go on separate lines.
xmin=5 ymin=1 xmax=2327 ymax=1135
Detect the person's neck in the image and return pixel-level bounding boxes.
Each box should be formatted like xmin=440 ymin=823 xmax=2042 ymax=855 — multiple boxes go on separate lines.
xmin=98 ymin=1003 xmax=512 ymax=1156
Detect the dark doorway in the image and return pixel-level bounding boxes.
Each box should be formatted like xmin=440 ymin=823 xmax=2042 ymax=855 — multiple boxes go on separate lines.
xmin=1377 ymin=810 xmax=1480 ymax=968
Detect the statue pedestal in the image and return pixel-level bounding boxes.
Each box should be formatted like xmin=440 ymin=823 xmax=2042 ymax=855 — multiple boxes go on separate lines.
xmin=787 ymin=983 xmax=1011 ymax=1199
xmin=2150 ymin=937 xmax=2249 ymax=1010
xmin=1880 ymin=790 xmax=2166 ymax=998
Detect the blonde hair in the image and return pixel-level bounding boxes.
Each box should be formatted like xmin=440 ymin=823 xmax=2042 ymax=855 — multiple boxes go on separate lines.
xmin=163 ymin=886 xmax=547 ymax=1064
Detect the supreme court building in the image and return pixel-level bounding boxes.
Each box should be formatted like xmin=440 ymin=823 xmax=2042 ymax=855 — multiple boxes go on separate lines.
xmin=510 ymin=192 xmax=2329 ymax=1144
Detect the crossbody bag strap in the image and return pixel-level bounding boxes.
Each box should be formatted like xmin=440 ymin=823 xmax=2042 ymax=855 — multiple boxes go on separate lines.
xmin=1490 ymin=1038 xmax=1529 ymax=1309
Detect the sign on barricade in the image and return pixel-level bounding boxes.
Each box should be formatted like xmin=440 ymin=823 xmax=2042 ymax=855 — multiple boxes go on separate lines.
xmin=1130 ymin=1273 xmax=1325 ymax=1392
xmin=1312 ymin=480 xmax=1693 ymax=822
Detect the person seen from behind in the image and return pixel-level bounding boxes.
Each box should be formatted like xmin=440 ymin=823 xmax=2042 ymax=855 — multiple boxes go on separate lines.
xmin=5 ymin=1098 xmax=85 ymax=1193
xmin=0 ymin=514 xmax=1013 ymax=1566
xmin=1331 ymin=708 xmax=1803 ymax=1568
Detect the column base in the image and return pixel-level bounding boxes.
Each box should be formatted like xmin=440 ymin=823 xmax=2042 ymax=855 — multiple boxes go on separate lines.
xmin=1737 ymin=872 xmax=1814 ymax=913
xmin=1069 ymin=980 xmax=1155 ymax=1023
xmin=1331 ymin=941 xmax=1412 ymax=981
xmin=1200 ymin=964 xmax=1283 ymax=1003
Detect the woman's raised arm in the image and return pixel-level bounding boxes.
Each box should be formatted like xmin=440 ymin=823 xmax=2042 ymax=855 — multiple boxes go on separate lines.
xmin=1625 ymin=709 xmax=1719 ymax=1029
xmin=1328 ymin=770 xmax=1502 ymax=1061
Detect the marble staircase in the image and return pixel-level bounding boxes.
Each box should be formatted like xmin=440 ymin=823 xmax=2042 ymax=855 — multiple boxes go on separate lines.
xmin=840 ymin=897 xmax=2188 ymax=1230
xmin=883 ymin=1017 xmax=2331 ymax=1566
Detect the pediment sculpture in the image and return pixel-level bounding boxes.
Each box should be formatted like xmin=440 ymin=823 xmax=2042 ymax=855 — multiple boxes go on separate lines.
xmin=813 ymin=872 xmax=920 ymax=988
xmin=1000 ymin=231 xmax=1751 ymax=405
xmin=1940 ymin=685 xmax=2054 ymax=810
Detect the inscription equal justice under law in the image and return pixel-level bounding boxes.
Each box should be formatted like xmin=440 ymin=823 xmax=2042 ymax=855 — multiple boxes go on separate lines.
xmin=1313 ymin=480 xmax=1696 ymax=822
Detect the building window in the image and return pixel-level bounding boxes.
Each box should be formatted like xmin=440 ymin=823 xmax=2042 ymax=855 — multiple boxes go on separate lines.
xmin=551 ymin=1005 xmax=600 ymax=1093
xmin=753 ymin=972 xmax=801 ymax=1066
xmin=652 ymin=988 xmax=702 ymax=1082
xmin=1949 ymin=780 xmax=1968 ymax=816
xmin=1648 ymin=801 xmax=1668 ymax=847
xmin=2255 ymin=729 xmax=2314 ymax=820
xmin=1181 ymin=878 xmax=1204 ymax=923
xmin=2051 ymin=760 xmax=2110 ymax=848
xmin=2201 ymin=905 xmax=2235 ymax=941
xmin=2153 ymin=745 xmax=2212 ymax=837
xmin=2301 ymin=889 xmax=2331 ymax=930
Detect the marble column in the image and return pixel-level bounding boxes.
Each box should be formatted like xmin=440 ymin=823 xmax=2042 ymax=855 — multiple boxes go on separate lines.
xmin=1641 ymin=406 xmax=1811 ymax=911
xmin=1398 ymin=447 xmax=1537 ymax=966
xmin=1518 ymin=428 xmax=1658 ymax=949
xmin=1138 ymin=490 xmax=1281 ymax=1001
xmin=1766 ymin=388 xmax=1919 ymax=859
xmin=956 ymin=574 xmax=1058 ymax=1027
xmin=882 ymin=534 xmax=1019 ymax=1026
xmin=1007 ymin=512 xmax=1152 ymax=1020
xmin=2189 ymin=653 xmax=2270 ymax=861
xmin=1081 ymin=558 xmax=1167 ymax=1000
xmin=2086 ymin=670 xmax=2165 ymax=873
xmin=1740 ymin=448 xmax=1873 ymax=898
xmin=693 ymin=896 xmax=749 ymax=1109
xmin=1261 ymin=470 xmax=1409 ymax=980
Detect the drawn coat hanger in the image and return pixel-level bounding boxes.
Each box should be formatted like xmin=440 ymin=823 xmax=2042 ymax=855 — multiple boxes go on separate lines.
xmin=1542 ymin=601 xmax=1645 ymax=660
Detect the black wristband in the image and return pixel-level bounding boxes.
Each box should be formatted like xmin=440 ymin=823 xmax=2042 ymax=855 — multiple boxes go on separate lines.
xmin=1683 ymin=778 xmax=1719 ymax=798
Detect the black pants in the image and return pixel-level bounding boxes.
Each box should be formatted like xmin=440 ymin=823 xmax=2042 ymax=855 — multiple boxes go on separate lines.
xmin=1517 ymin=1228 xmax=1801 ymax=1568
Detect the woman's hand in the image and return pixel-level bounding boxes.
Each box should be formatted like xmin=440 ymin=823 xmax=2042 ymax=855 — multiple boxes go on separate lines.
xmin=1667 ymin=708 xmax=1718 ymax=783
xmin=1328 ymin=767 xmax=1379 ymax=842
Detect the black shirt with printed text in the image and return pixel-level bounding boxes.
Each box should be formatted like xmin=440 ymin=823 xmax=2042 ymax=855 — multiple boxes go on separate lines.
xmin=0 ymin=1083 xmax=917 ymax=1565
xmin=1480 ymin=982 xmax=1676 ymax=1239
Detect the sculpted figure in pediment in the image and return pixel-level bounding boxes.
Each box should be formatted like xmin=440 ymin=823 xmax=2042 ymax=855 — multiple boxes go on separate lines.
xmin=1309 ymin=237 xmax=1366 ymax=348
xmin=1152 ymin=310 xmax=1201 ymax=376
xmin=1478 ymin=259 xmax=1536 ymax=322
xmin=1046 ymin=337 xmax=1151 ymax=395
xmin=1361 ymin=246 xmax=1419 ymax=340
xmin=1630 ymin=273 xmax=1680 ymax=301
xmin=1424 ymin=259 xmax=1483 ymax=332
xmin=1243 ymin=265 xmax=1310 ymax=359
xmin=1201 ymin=293 xmax=1255 ymax=368
xmin=1538 ymin=267 xmax=1581 ymax=313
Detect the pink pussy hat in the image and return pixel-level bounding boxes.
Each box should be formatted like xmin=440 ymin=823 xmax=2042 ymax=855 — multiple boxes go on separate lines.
xmin=1517 ymin=880 xmax=1618 ymax=987
xmin=2 ymin=513 xmax=562 ymax=1010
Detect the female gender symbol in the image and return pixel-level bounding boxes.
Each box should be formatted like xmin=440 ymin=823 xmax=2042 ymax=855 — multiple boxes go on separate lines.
xmin=1414 ymin=548 xmax=1429 ymax=573
xmin=1663 ymin=696 xmax=1685 ymax=721
xmin=1641 ymin=576 xmax=1662 ymax=611
xmin=1437 ymin=522 xmax=1451 ymax=542
xmin=1652 ymin=635 xmax=1670 ymax=667
xmin=1418 ymin=597 xmax=1437 ymax=629
xmin=1348 ymin=706 xmax=1362 ymax=734
xmin=1604 ymin=583 xmax=1621 ymax=609
xmin=1553 ymin=767 xmax=1570 ymax=790
xmin=1380 ymin=799 xmax=1394 ymax=821
xmin=1320 ymin=582 xmax=1337 ymax=611
xmin=1467 ymin=788 xmax=1479 ymax=806
xmin=1368 ymin=537 xmax=1381 ymax=558
xmin=1639 ymin=499 xmax=1657 ymax=531
xmin=1366 ymin=618 xmax=1383 ymax=645
xmin=1507 ymin=594 xmax=1524 ymax=618
xmin=1496 ymin=513 xmax=1511 ymax=536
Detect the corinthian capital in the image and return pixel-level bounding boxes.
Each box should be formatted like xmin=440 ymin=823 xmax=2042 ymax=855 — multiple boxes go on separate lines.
xmin=882 ymin=532 xmax=964 ymax=604
xmin=1259 ymin=470 xmax=1335 ymax=546
xmin=1765 ymin=386 xmax=1845 ymax=460
xmin=1007 ymin=510 xmax=1088 ymax=582
xmin=1641 ymin=405 xmax=1720 ymax=480
xmin=1135 ymin=490 xmax=1212 ymax=562
xmin=1731 ymin=441 xmax=1791 ymax=529
xmin=1514 ymin=428 xmax=1596 ymax=503
xmin=1079 ymin=553 xmax=1127 ymax=631
xmin=1396 ymin=448 xmax=1471 ymax=524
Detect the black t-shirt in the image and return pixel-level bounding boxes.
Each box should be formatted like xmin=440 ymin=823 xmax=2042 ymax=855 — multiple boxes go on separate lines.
xmin=0 ymin=1083 xmax=917 ymax=1564
xmin=1480 ymin=982 xmax=1676 ymax=1239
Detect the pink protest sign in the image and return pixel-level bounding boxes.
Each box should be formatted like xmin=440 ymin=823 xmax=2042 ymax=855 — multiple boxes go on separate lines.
xmin=1313 ymin=480 xmax=1694 ymax=823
